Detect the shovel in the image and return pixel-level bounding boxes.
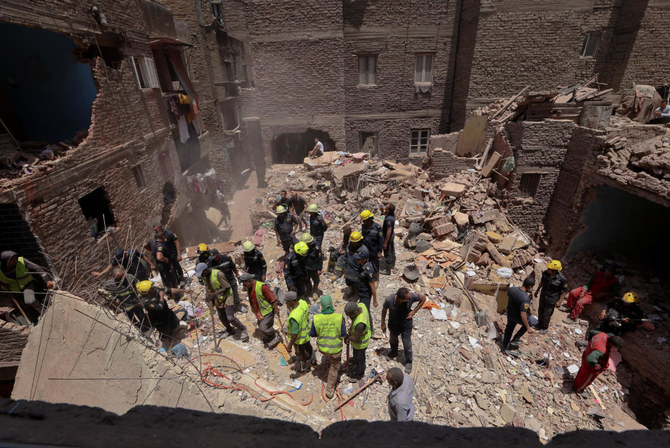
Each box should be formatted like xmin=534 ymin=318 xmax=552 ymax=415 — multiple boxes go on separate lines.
xmin=447 ymin=267 xmax=488 ymax=326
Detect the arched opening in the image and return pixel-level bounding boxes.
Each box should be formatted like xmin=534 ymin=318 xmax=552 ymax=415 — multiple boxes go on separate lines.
xmin=271 ymin=128 xmax=335 ymax=164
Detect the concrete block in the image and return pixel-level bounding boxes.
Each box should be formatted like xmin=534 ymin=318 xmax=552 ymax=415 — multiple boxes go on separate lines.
xmin=440 ymin=182 xmax=467 ymax=198
xmin=453 ymin=212 xmax=470 ymax=227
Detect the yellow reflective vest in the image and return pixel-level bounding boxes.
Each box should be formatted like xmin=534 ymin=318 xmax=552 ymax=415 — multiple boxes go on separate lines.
xmin=313 ymin=312 xmax=343 ymax=354
xmin=208 ymin=269 xmax=232 ymax=308
xmin=0 ymin=257 xmax=34 ymax=292
xmin=288 ymin=299 xmax=310 ymax=345
xmin=350 ymin=303 xmax=371 ymax=350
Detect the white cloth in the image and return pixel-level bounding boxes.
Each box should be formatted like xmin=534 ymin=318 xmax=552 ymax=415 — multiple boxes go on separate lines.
xmin=655 ymin=105 xmax=670 ymax=117
xmin=177 ymin=116 xmax=190 ymax=143
xmin=315 ymin=141 xmax=324 ymax=154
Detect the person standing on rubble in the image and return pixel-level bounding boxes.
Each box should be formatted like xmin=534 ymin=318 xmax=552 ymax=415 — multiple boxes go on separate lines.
xmin=380 ymin=203 xmax=396 ymax=275
xmin=275 ymin=190 xmax=289 ymax=210
xmin=561 ymin=263 xmax=620 ymax=323
xmin=288 ymin=191 xmax=308 ymax=232
xmin=535 ymin=260 xmax=568 ymax=333
xmin=573 ymin=330 xmax=624 ymax=394
xmin=92 ymin=248 xmax=150 ymax=281
xmin=310 ymin=295 xmax=346 ymax=399
xmin=284 ymin=242 xmax=310 ymax=300
xmin=153 ymin=224 xmax=184 ymax=283
xmin=344 ymin=301 xmax=371 ymax=382
xmin=343 ymin=231 xmax=369 ymax=299
xmin=242 ymin=241 xmax=267 ymax=281
xmin=381 ymin=287 xmax=426 ymax=374
xmin=282 ymin=291 xmax=315 ymax=379
xmin=360 ymin=209 xmax=383 ymax=275
xmin=153 ymin=231 xmax=179 ymax=288
xmin=240 ymin=273 xmax=281 ymax=348
xmin=386 ymin=367 xmax=416 ymax=422
xmin=274 ymin=205 xmax=299 ymax=255
xmin=307 ymin=203 xmax=328 ymax=250
xmin=104 ymin=267 xmax=150 ymax=332
xmin=196 ymin=263 xmax=248 ymax=342
xmin=354 ymin=252 xmax=377 ymax=333
xmin=302 ymin=233 xmax=323 ymax=299
xmin=501 ymin=276 xmax=536 ymax=353
xmin=207 ymin=248 xmax=243 ymax=312
xmin=0 ymin=250 xmax=54 ymax=323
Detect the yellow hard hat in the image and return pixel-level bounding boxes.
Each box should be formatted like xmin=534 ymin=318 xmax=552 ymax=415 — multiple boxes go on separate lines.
xmin=276 ymin=205 xmax=287 ymax=214
xmin=547 ymin=260 xmax=562 ymax=271
xmin=301 ymin=233 xmax=314 ymax=244
xmin=622 ymin=292 xmax=639 ymax=303
xmin=294 ymin=241 xmax=309 ymax=256
xmin=307 ymin=203 xmax=318 ymax=213
xmin=197 ymin=243 xmax=209 ymax=253
xmin=242 ymin=241 xmax=254 ymax=252
xmin=360 ymin=209 xmax=374 ymax=220
xmin=136 ymin=280 xmax=153 ymax=294
xmin=350 ymin=231 xmax=363 ymax=242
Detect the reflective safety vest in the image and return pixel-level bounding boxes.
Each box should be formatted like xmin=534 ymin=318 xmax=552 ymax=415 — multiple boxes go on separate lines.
xmin=313 ymin=312 xmax=343 ymax=354
xmin=288 ymin=299 xmax=310 ymax=345
xmin=350 ymin=303 xmax=371 ymax=350
xmin=209 ymin=269 xmax=232 ymax=308
xmin=248 ymin=280 xmax=273 ymax=317
xmin=0 ymin=257 xmax=34 ymax=292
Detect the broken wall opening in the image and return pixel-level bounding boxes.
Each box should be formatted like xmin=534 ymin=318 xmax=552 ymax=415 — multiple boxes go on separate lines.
xmin=78 ymin=187 xmax=115 ymax=236
xmin=568 ymin=185 xmax=670 ymax=275
xmin=0 ymin=22 xmax=97 ymax=144
xmin=271 ymin=129 xmax=334 ymax=164
xmin=0 ymin=203 xmax=49 ymax=271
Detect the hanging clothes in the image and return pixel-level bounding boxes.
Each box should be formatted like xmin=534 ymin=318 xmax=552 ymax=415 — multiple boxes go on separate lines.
xmin=177 ymin=116 xmax=190 ymax=143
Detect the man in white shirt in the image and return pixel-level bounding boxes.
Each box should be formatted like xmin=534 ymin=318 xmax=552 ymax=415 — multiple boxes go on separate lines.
xmin=647 ymin=99 xmax=670 ymax=124
xmin=309 ymin=137 xmax=324 ymax=158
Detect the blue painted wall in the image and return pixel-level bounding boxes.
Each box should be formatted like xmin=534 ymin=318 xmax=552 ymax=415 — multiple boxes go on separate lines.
xmin=0 ymin=23 xmax=97 ymax=143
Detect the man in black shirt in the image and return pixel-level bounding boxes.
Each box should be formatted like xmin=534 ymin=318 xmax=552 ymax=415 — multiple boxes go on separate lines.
xmin=104 ymin=268 xmax=149 ymax=332
xmin=302 ymin=233 xmax=322 ymax=299
xmin=288 ymin=191 xmax=307 ymax=231
xmin=153 ymin=231 xmax=178 ymax=288
xmin=92 ymin=248 xmax=150 ymax=281
xmin=597 ymin=292 xmax=646 ymax=335
xmin=381 ymin=287 xmax=426 ymax=373
xmin=381 ymin=203 xmax=396 ymax=275
xmin=307 ymin=203 xmax=328 ymax=250
xmin=208 ymin=248 xmax=242 ymax=310
xmin=535 ymin=260 xmax=568 ymax=333
xmin=502 ymin=276 xmax=535 ymax=353
xmin=153 ymin=224 xmax=183 ymax=282
xmin=242 ymin=240 xmax=267 ymax=281
xmin=274 ymin=206 xmax=299 ymax=254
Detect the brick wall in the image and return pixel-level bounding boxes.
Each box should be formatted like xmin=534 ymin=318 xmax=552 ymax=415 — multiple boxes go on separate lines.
xmin=0 ymin=321 xmax=30 ymax=365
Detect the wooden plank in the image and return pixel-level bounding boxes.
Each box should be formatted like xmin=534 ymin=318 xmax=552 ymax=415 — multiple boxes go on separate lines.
xmin=455 ymin=115 xmax=488 ymax=157
xmin=184 ymin=241 xmax=236 ymax=258
xmin=481 ymin=152 xmax=502 ymax=178
xmin=492 ymin=85 xmax=530 ymax=119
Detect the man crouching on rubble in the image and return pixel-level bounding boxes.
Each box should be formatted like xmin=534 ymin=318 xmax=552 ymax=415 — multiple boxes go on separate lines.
xmin=240 ymin=273 xmax=281 ymax=348
xmin=135 ymin=280 xmax=190 ymax=348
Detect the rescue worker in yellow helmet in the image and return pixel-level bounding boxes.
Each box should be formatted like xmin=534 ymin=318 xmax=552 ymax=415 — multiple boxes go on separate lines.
xmin=302 ymin=233 xmax=323 ymax=299
xmin=360 ymin=209 xmax=383 ymax=275
xmin=274 ymin=205 xmax=299 ymax=255
xmin=196 ymin=243 xmax=210 ymax=264
xmin=135 ymin=280 xmax=189 ymax=345
xmin=284 ymin=242 xmax=309 ymax=300
xmin=535 ymin=260 xmax=568 ymax=333
xmin=309 ymin=295 xmax=346 ymax=399
xmin=343 ymin=230 xmax=369 ymax=300
xmin=597 ymin=291 xmax=650 ymax=335
xmin=242 ymin=241 xmax=267 ymax=281
xmin=280 ymin=291 xmax=315 ymax=378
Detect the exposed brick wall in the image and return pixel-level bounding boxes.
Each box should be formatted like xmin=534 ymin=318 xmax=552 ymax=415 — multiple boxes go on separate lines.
xmin=430 ymin=149 xmax=476 ymax=179
xmin=0 ymin=321 xmax=30 ymax=365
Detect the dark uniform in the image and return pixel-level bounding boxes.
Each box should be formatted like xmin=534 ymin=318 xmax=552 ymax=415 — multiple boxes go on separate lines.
xmin=309 ymin=213 xmax=328 ymax=250
xmin=343 ymin=243 xmax=369 ymax=299
xmin=274 ymin=214 xmax=299 ymax=252
xmin=162 ymin=229 xmax=183 ymax=281
xmin=383 ymin=293 xmax=421 ymax=365
xmin=244 ymin=248 xmax=267 ymax=281
xmin=502 ymin=286 xmax=531 ymax=351
xmin=382 ymin=213 xmax=396 ymax=271
xmin=112 ymin=249 xmax=149 ymax=281
xmin=362 ymin=221 xmax=383 ymax=273
xmin=105 ymin=274 xmax=150 ymax=332
xmin=356 ymin=261 xmax=376 ymax=332
xmin=153 ymin=241 xmax=178 ymax=288
xmin=537 ymin=271 xmax=568 ymax=330
xmin=288 ymin=195 xmax=307 ymax=230
xmin=597 ymin=299 xmax=645 ymax=335
xmin=305 ymin=243 xmax=323 ymax=298
xmin=208 ymin=250 xmax=240 ymax=306
xmin=139 ymin=287 xmax=180 ymax=340
xmin=283 ymin=251 xmax=308 ymax=299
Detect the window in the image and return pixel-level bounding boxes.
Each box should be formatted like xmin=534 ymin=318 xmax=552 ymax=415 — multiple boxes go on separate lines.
xmin=212 ymin=0 xmax=223 ymax=25
xmin=358 ymin=55 xmax=376 ymax=85
xmin=410 ymin=129 xmax=430 ymax=154
xmin=360 ymin=132 xmax=378 ymax=157
xmin=220 ymin=100 xmax=239 ymax=131
xmin=519 ymin=173 xmax=542 ymax=198
xmin=78 ymin=187 xmax=115 ymax=236
xmin=131 ymin=56 xmax=159 ymax=89
xmin=554 ymin=172 xmax=579 ymax=206
xmin=415 ymin=53 xmax=433 ymax=84
xmin=133 ymin=166 xmax=145 ymax=189
xmin=581 ymin=32 xmax=601 ymax=58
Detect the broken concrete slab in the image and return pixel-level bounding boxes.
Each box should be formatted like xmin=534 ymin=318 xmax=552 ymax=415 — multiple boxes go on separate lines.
xmin=452 ymin=211 xmax=470 ymax=227
xmin=440 ymin=182 xmax=467 ymax=198
xmin=471 ymin=210 xmax=502 ymax=225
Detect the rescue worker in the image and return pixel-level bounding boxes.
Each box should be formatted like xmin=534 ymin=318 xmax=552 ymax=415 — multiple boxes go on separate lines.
xmin=381 ymin=287 xmax=426 ymax=373
xmin=501 ymin=276 xmax=536 ymax=353
xmin=153 ymin=224 xmax=184 ymax=282
xmin=288 ymin=191 xmax=307 ymax=231
xmin=274 ymin=205 xmax=299 ymax=254
xmin=380 ymin=203 xmax=396 ymax=275
xmin=561 ymin=263 xmax=620 ymax=323
xmin=354 ymin=252 xmax=378 ymax=332
xmin=153 ymin=231 xmax=178 ymax=288
xmin=360 ymin=209 xmax=383 ymax=275
xmin=135 ymin=280 xmax=187 ymax=345
xmin=207 ymin=248 xmax=242 ymax=311
xmin=196 ymin=263 xmax=248 ymax=342
xmin=105 ymin=267 xmax=149 ymax=332
xmin=310 ymin=295 xmax=346 ymax=399
xmin=0 ymin=250 xmax=53 ymax=323
xmin=597 ymin=292 xmax=648 ymax=335
xmin=302 ymin=233 xmax=322 ymax=299
xmin=284 ymin=241 xmax=309 ymax=300
xmin=282 ymin=291 xmax=314 ymax=378
xmin=307 ymin=203 xmax=328 ymax=250
xmin=535 ymin=260 xmax=568 ymax=333
xmin=573 ymin=330 xmax=624 ymax=393
xmin=242 ymin=240 xmax=267 ymax=281
xmin=343 ymin=231 xmax=369 ymax=300
xmin=196 ymin=243 xmax=210 ymax=264
xmin=344 ymin=301 xmax=371 ymax=382
xmin=92 ymin=248 xmax=150 ymax=281
xmin=240 ymin=273 xmax=281 ymax=348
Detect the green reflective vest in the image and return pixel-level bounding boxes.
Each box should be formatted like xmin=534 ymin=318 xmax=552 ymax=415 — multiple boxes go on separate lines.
xmin=314 ymin=312 xmax=343 ymax=354
xmin=0 ymin=257 xmax=34 ymax=292
xmin=209 ymin=269 xmax=232 ymax=308
xmin=247 ymin=280 xmax=273 ymax=316
xmin=288 ymin=299 xmax=310 ymax=345
xmin=350 ymin=303 xmax=371 ymax=350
